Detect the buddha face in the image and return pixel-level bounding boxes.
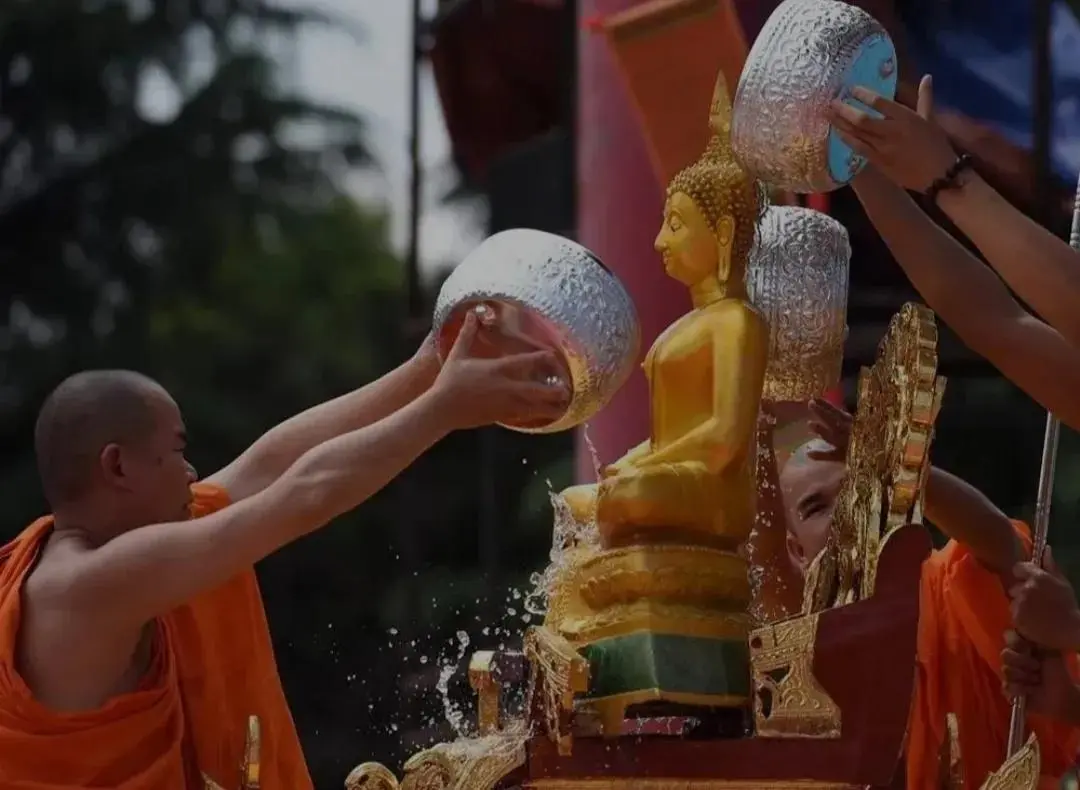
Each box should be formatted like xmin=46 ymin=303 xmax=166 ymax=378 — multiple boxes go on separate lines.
xmin=654 ymin=191 xmax=733 ymax=287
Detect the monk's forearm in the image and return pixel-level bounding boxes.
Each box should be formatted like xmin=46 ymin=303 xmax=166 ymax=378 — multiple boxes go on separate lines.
xmin=936 ymin=173 xmax=1080 ymax=347
xmin=852 ymin=168 xmax=1023 ymax=347
xmin=922 ymin=467 xmax=1022 ymax=577
xmin=75 ymin=389 xmax=458 ymax=623
xmin=212 ymin=353 xmax=439 ymax=499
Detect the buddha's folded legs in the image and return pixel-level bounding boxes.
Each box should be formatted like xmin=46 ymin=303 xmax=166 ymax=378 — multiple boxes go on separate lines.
xmin=596 ymin=462 xmax=755 ymax=548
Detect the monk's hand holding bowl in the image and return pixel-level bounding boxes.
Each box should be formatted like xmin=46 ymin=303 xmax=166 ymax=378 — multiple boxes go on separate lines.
xmin=432 ymin=312 xmax=571 ymax=431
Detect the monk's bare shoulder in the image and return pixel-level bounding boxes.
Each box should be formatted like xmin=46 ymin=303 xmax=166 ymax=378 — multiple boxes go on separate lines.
xmin=18 ymin=533 xmax=151 ymax=711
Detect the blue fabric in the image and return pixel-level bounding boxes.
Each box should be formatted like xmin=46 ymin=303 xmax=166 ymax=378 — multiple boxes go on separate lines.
xmin=902 ymin=0 xmax=1080 ymax=182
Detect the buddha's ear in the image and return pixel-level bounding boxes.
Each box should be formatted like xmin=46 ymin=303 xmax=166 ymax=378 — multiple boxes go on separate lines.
xmin=715 ymin=215 xmax=735 ymax=245
xmin=715 ymin=215 xmax=735 ymax=279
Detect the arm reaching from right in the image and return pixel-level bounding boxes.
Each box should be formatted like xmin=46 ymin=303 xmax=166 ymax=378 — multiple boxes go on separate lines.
xmin=830 ymin=75 xmax=1080 ymax=348
xmin=847 ymin=166 xmax=1080 ymax=431
xmin=45 ymin=313 xmax=571 ymax=629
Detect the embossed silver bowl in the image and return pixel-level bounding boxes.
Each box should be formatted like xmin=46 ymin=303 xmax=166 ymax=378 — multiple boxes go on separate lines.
xmin=748 ymin=206 xmax=851 ymax=401
xmin=433 ymin=229 xmax=641 ymax=434
xmin=732 ymin=0 xmax=898 ymax=193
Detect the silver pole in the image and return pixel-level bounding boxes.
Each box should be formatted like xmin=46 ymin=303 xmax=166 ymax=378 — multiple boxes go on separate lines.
xmin=1005 ymin=173 xmax=1080 ymax=757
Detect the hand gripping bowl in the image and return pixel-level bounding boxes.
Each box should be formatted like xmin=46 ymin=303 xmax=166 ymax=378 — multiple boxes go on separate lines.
xmin=747 ymin=205 xmax=851 ymax=402
xmin=433 ymin=229 xmax=641 ymax=434
xmin=731 ymin=0 xmax=898 ymax=193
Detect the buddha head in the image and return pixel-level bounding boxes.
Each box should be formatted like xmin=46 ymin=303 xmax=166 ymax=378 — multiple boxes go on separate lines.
xmin=655 ymin=74 xmax=763 ymax=289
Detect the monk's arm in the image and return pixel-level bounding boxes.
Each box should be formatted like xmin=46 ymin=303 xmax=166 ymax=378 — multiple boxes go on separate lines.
xmin=934 ymin=171 xmax=1080 ymax=348
xmin=206 ymin=351 xmax=438 ymax=501
xmin=922 ymin=467 xmax=1022 ymax=577
xmin=52 ymin=387 xmax=454 ymax=625
xmin=852 ymin=167 xmax=1080 ymax=431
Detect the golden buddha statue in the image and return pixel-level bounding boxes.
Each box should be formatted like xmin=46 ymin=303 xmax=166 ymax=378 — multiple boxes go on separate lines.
xmin=550 ymin=72 xmax=768 ymax=732
xmin=562 ymin=73 xmax=767 ymax=550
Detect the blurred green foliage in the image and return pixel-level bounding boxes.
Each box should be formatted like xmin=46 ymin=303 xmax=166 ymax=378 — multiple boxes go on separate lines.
xmin=0 ymin=1 xmax=571 ymax=786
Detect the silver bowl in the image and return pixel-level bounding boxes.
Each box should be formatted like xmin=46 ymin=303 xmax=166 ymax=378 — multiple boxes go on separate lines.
xmin=748 ymin=206 xmax=851 ymax=402
xmin=732 ymin=0 xmax=898 ymax=193
xmin=433 ymin=229 xmax=641 ymax=434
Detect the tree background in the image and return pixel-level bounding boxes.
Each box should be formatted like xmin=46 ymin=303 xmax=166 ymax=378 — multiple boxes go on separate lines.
xmin=0 ymin=1 xmax=572 ymax=786
xmin=3 ymin=2 xmax=1080 ymax=789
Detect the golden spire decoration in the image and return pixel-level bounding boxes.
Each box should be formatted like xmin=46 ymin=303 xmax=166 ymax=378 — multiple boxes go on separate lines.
xmin=706 ymin=70 xmax=735 ymax=153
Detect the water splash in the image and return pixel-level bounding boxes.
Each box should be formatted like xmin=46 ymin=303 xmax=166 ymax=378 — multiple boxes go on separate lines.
xmin=584 ymin=423 xmax=603 ymax=480
xmin=524 ymin=484 xmax=601 ymax=618
xmin=436 ymin=630 xmax=472 ymax=739
xmin=372 ymin=423 xmax=608 ymax=741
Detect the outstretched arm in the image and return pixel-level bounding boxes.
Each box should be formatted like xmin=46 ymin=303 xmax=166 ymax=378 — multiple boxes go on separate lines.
xmin=808 ymin=399 xmax=1020 ymax=576
xmin=829 ymin=76 xmax=1080 ymax=348
xmin=833 ymin=75 xmax=1080 ymax=354
xmin=850 ymin=167 xmax=1080 ymax=431
xmin=39 ymin=317 xmax=570 ymax=630
xmin=921 ymin=468 xmax=1022 ymax=578
xmin=934 ymin=172 xmax=1080 ymax=348
xmin=206 ymin=344 xmax=439 ymax=501
xmin=78 ymin=387 xmax=455 ymax=626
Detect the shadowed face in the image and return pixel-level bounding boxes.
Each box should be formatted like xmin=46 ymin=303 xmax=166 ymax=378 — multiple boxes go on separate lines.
xmin=101 ymin=386 xmax=197 ymax=526
xmin=779 ymin=452 xmax=845 ymax=574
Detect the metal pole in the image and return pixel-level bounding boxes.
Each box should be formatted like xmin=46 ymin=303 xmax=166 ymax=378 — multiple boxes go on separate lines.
xmin=1006 ymin=0 xmax=1057 ymax=756
xmin=406 ymin=0 xmax=425 ymax=319
xmin=1032 ymin=0 xmax=1054 ymax=227
xmin=1006 ymin=173 xmax=1080 ymax=758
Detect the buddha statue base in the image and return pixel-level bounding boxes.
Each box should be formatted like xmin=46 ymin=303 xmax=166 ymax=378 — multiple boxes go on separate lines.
xmin=556 ymin=544 xmax=753 ymax=734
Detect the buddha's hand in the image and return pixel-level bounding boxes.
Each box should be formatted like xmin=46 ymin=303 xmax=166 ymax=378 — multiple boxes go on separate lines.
xmin=807 ymin=398 xmax=851 ymax=462
xmin=433 ymin=313 xmax=571 ymax=430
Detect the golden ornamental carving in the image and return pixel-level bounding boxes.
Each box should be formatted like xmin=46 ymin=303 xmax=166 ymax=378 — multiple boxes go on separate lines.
xmin=525 ymin=626 xmax=590 ymax=756
xmin=804 ymin=303 xmax=944 ymax=612
xmin=749 ymin=613 xmax=840 ymax=738
xmin=202 ymin=714 xmax=262 ymax=790
xmin=576 ymin=545 xmax=752 ymax=613
xmin=526 ymin=781 xmax=863 ymax=789
xmin=469 ymin=651 xmax=503 ymax=735
xmin=344 ymin=725 xmax=526 ymax=790
xmin=561 ymin=599 xmax=749 ymax=645
xmin=977 ymin=734 xmax=1040 ymax=790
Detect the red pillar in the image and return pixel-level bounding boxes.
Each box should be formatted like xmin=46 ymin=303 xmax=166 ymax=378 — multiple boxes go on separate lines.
xmin=574 ymin=0 xmax=689 ymax=481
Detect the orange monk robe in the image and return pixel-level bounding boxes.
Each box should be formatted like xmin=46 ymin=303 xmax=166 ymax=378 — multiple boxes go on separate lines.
xmin=0 ymin=483 xmax=313 ymax=790
xmin=907 ymin=522 xmax=1080 ymax=790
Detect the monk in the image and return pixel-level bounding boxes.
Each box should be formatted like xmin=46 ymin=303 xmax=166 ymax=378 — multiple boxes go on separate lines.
xmin=0 ymin=312 xmax=569 ymax=789
xmin=768 ymin=398 xmax=1079 ymax=789
xmin=827 ymin=75 xmax=1080 ymax=432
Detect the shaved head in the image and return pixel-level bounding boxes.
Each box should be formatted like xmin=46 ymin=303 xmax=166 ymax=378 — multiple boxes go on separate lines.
xmin=35 ymin=370 xmax=171 ymax=508
xmin=786 ymin=438 xmax=834 ymax=469
xmin=779 ymin=440 xmax=845 ymax=573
